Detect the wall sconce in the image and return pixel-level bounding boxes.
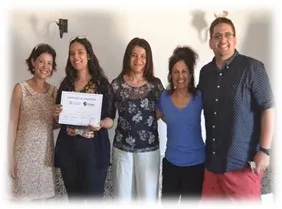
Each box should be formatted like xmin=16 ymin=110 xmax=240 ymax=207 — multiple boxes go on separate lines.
xmin=56 ymin=18 xmax=68 ymax=38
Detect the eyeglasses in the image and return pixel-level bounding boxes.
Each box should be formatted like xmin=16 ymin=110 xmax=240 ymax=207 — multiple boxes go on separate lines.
xmin=69 ymin=35 xmax=88 ymax=43
xmin=212 ymin=32 xmax=234 ymax=41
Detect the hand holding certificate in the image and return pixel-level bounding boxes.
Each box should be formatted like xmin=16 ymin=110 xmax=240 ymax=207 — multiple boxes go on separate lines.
xmin=58 ymin=91 xmax=103 ymax=127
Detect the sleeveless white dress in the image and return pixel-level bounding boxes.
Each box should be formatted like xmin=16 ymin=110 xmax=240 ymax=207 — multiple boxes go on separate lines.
xmin=12 ymin=81 xmax=62 ymax=200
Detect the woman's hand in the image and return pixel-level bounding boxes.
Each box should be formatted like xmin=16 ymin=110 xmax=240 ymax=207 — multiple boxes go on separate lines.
xmin=53 ymin=104 xmax=62 ymax=123
xmin=88 ymin=124 xmax=102 ymax=132
xmin=88 ymin=119 xmax=110 ymax=131
xmin=9 ymin=157 xmax=16 ymax=180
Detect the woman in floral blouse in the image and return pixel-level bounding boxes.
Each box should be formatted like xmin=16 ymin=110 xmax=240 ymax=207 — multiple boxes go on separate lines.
xmin=111 ymin=37 xmax=164 ymax=201
xmin=53 ymin=37 xmax=115 ymax=200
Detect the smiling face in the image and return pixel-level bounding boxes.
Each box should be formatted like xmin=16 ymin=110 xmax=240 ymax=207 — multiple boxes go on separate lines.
xmin=31 ymin=53 xmax=53 ymax=79
xmin=171 ymin=60 xmax=189 ymax=91
xmin=209 ymin=23 xmax=237 ymax=60
xmin=69 ymin=41 xmax=89 ymax=71
xmin=129 ymin=46 xmax=147 ymax=75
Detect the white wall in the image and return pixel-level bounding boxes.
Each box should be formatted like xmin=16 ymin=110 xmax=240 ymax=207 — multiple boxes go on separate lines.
xmin=9 ymin=9 xmax=273 ymax=157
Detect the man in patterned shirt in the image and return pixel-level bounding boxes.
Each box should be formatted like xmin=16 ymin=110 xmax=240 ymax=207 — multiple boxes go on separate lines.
xmin=198 ymin=17 xmax=275 ymax=200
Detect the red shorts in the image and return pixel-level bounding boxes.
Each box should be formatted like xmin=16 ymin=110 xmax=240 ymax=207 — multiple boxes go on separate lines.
xmin=201 ymin=167 xmax=264 ymax=201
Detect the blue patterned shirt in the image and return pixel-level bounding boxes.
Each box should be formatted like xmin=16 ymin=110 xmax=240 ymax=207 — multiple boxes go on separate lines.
xmin=198 ymin=50 xmax=274 ymax=173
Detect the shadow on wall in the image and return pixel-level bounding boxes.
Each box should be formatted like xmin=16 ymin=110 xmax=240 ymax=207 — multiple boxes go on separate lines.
xmin=65 ymin=10 xmax=126 ymax=82
xmin=240 ymin=15 xmax=272 ymax=79
xmin=240 ymin=13 xmax=273 ymax=195
xmin=190 ymin=10 xmax=209 ymax=43
xmin=10 ymin=13 xmax=59 ymax=88
xmin=28 ymin=15 xmax=59 ymax=39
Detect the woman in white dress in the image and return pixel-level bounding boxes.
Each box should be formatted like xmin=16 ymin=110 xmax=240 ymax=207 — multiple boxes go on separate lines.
xmin=8 ymin=43 xmax=64 ymax=200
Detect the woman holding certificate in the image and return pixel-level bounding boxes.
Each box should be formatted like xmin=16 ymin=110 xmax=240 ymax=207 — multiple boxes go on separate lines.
xmin=53 ymin=36 xmax=115 ymax=200
xmin=111 ymin=37 xmax=164 ymax=201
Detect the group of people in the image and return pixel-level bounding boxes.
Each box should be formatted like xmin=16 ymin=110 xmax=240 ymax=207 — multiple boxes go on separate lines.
xmin=8 ymin=17 xmax=274 ymax=203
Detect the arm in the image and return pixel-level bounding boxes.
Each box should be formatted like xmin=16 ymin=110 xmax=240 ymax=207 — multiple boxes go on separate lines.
xmin=251 ymin=62 xmax=275 ymax=174
xmin=156 ymin=109 xmax=162 ymax=120
xmin=88 ymin=117 xmax=114 ymax=132
xmin=89 ymin=82 xmax=115 ymax=131
xmin=155 ymin=82 xmax=166 ymax=122
xmin=8 ymin=83 xmax=22 ymax=179
xmin=52 ymin=86 xmax=61 ymax=129
xmin=53 ymin=81 xmax=65 ymax=125
xmin=52 ymin=104 xmax=62 ymax=129
xmin=156 ymin=109 xmax=166 ymax=123
xmin=259 ymin=108 xmax=275 ymax=149
xmin=253 ymin=108 xmax=275 ymax=174
xmin=251 ymin=62 xmax=274 ymax=150
xmin=100 ymin=117 xmax=114 ymax=129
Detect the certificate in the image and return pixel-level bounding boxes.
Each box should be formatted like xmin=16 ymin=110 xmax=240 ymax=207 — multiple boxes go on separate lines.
xmin=58 ymin=91 xmax=103 ymax=127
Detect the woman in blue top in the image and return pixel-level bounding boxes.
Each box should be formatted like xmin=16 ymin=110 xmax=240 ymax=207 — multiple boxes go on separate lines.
xmin=157 ymin=46 xmax=205 ymax=202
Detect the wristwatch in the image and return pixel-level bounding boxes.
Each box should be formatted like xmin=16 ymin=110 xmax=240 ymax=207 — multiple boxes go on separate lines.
xmin=259 ymin=146 xmax=270 ymax=156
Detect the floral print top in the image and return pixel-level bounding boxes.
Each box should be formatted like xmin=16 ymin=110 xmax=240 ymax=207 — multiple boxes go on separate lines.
xmin=112 ymin=76 xmax=164 ymax=152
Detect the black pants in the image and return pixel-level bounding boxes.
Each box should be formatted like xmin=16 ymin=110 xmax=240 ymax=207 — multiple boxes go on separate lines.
xmin=161 ymin=157 xmax=204 ymax=202
xmin=59 ymin=136 xmax=108 ymax=200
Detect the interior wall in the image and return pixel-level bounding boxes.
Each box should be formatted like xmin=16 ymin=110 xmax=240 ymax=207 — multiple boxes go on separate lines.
xmin=9 ymin=9 xmax=273 ymax=157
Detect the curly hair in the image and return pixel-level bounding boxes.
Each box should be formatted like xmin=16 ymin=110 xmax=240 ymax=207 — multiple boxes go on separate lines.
xmin=25 ymin=43 xmax=57 ymax=75
xmin=167 ymin=46 xmax=198 ymax=95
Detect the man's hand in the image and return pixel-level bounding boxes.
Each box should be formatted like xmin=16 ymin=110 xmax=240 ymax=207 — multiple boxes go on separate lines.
xmin=252 ymin=151 xmax=270 ymax=175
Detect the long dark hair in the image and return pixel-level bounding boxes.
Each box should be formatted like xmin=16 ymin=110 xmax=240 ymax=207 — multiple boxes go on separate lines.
xmin=60 ymin=37 xmax=109 ymax=91
xmin=167 ymin=46 xmax=198 ymax=95
xmin=119 ymin=37 xmax=156 ymax=82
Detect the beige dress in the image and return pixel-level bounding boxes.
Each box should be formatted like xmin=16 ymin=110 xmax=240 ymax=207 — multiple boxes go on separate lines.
xmin=13 ymin=81 xmax=57 ymax=200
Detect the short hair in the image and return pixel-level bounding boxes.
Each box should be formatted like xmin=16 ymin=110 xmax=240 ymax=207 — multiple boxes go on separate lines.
xmin=25 ymin=43 xmax=57 ymax=75
xmin=209 ymin=17 xmax=236 ymax=38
